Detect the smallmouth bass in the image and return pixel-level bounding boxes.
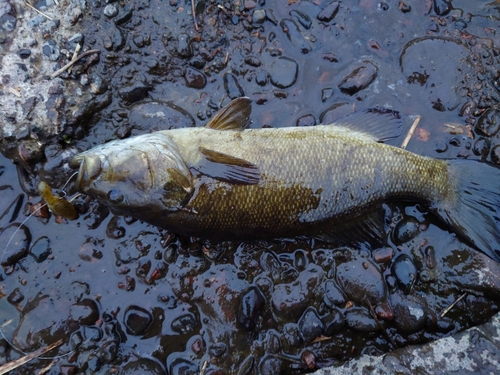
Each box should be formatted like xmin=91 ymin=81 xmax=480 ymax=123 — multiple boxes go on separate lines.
xmin=70 ymin=98 xmax=500 ymax=262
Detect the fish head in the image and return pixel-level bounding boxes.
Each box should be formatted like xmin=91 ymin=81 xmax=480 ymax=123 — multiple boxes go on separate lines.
xmin=70 ymin=133 xmax=193 ymax=215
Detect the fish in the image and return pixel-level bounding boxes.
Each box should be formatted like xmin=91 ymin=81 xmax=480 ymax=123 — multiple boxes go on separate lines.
xmin=70 ymin=97 xmax=500 ymax=262
xmin=38 ymin=181 xmax=79 ymax=220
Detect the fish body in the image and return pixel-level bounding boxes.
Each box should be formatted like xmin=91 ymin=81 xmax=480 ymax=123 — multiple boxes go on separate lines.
xmin=71 ymin=98 xmax=500 ymax=261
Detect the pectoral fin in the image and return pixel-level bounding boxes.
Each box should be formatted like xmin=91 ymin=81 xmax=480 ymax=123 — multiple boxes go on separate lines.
xmin=205 ymin=97 xmax=252 ymax=131
xmin=194 ymin=147 xmax=260 ymax=185
xmin=331 ymin=108 xmax=403 ymax=143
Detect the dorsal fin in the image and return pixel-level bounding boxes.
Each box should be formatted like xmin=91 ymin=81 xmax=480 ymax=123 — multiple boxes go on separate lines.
xmin=330 ymin=107 xmax=403 ymax=142
xmin=205 ymin=97 xmax=252 ymax=131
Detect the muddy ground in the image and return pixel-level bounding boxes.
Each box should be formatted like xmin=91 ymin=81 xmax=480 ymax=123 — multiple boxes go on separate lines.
xmin=1 ymin=0 xmax=500 ymax=374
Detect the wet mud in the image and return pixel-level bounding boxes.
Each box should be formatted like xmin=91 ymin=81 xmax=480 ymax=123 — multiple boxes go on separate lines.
xmin=2 ymin=0 xmax=500 ymax=374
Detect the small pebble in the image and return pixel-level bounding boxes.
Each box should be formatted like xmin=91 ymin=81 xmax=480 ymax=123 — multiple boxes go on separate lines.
xmin=103 ymin=4 xmax=118 ymax=18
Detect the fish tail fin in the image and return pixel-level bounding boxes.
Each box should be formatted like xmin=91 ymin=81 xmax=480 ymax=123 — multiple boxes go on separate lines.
xmin=434 ymin=159 xmax=500 ymax=262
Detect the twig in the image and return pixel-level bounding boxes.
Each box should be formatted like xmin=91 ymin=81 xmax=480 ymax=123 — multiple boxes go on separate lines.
xmin=400 ymin=115 xmax=421 ymax=149
xmin=0 ymin=339 xmax=63 ymax=375
xmin=25 ymin=2 xmax=54 ymax=21
xmin=50 ymin=50 xmax=100 ymax=79
xmin=199 ymin=360 xmax=208 ymax=375
xmin=366 ymin=299 xmax=397 ymax=349
xmin=191 ymin=0 xmax=199 ymax=31
xmin=8 ymin=87 xmax=21 ymax=97
xmin=440 ymin=292 xmax=467 ymax=318
xmin=68 ymin=43 xmax=81 ymax=74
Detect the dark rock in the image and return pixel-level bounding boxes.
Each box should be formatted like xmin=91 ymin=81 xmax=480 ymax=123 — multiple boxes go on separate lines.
xmin=170 ymin=313 xmax=197 ymax=334
xmin=17 ymin=139 xmax=43 ymax=163
xmin=42 ymin=40 xmax=60 ymax=61
xmin=123 ymin=305 xmax=153 ymax=335
xmin=29 ymin=236 xmax=51 ymax=263
xmin=177 ymin=33 xmax=192 ymax=58
xmin=391 ymin=291 xmax=428 ymax=333
xmin=345 ymin=307 xmax=380 ymax=332
xmin=372 ymin=247 xmax=394 ymax=264
xmin=323 ymin=279 xmax=346 ymax=307
xmin=280 ymin=19 xmax=311 ymax=54
xmin=123 ymin=358 xmax=166 ymax=374
xmin=259 ymin=354 xmax=282 ymax=375
xmin=391 ymin=254 xmax=417 ymax=294
xmin=319 ymin=102 xmax=350 ymax=124
xmin=69 ymin=299 xmax=99 ymax=325
xmin=317 ymin=1 xmax=340 ymax=22
xmin=283 ymin=322 xmax=302 ymax=348
xmin=184 ymin=67 xmax=206 ymax=89
xmin=255 ymin=70 xmax=268 ymax=86
xmin=114 ymin=6 xmax=133 ymax=25
xmin=269 ymin=56 xmax=298 ymax=88
xmin=117 ymin=81 xmax=152 ymax=103
xmin=97 ymin=340 xmax=118 ymax=363
xmin=224 ymin=72 xmax=245 ymax=99
xmin=209 ymin=342 xmax=228 ymax=357
xmin=296 ymin=114 xmax=316 ymax=126
xmin=245 ymin=56 xmax=261 ymax=67
xmin=7 ymin=288 xmax=24 ymax=304
xmin=476 ymin=108 xmax=500 ymax=137
xmin=298 ymin=307 xmax=324 ymax=342
xmin=338 ymin=61 xmax=378 ymax=95
xmin=0 ymin=14 xmax=16 ymax=32
xmin=290 ymin=10 xmax=312 ymax=29
xmin=40 ymin=20 xmax=60 ymax=35
xmin=473 ymin=137 xmax=491 ymax=160
xmin=323 ymin=309 xmax=345 ymax=336
xmin=18 ymin=49 xmax=31 ymax=59
xmin=434 ymin=0 xmax=452 ymax=16
xmin=0 ymin=223 xmax=31 ymax=266
xmin=169 ymin=358 xmax=197 ymax=375
xmin=238 ymin=286 xmax=266 ymax=331
xmin=392 ymin=218 xmax=420 ymax=245
xmin=238 ymin=355 xmax=256 ymax=375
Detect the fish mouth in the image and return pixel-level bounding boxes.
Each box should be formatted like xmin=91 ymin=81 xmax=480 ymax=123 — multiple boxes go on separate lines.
xmin=69 ymin=154 xmax=102 ymax=192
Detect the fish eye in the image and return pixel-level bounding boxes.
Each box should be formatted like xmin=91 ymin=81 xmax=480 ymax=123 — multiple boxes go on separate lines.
xmin=107 ymin=189 xmax=124 ymax=204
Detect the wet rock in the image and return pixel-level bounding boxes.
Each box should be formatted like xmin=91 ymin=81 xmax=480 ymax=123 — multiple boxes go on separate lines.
xmin=269 ymin=57 xmax=298 ymax=89
xmin=345 ymin=307 xmax=380 ymax=332
xmin=103 ymin=25 xmax=125 ymax=50
xmin=259 ymin=354 xmax=282 ymax=375
xmin=122 ymin=358 xmax=166 ymax=374
xmin=323 ymin=279 xmax=346 ymax=307
xmin=433 ymin=0 xmax=452 ymax=16
xmin=260 ymin=251 xmax=283 ymax=282
xmin=317 ymin=1 xmax=340 ymax=22
xmin=298 ymin=307 xmax=324 ymax=342
xmin=7 ymin=288 xmax=24 ymax=304
xmin=491 ymin=145 xmax=500 ymax=166
xmin=282 ymin=322 xmax=302 ymax=348
xmin=118 ymin=80 xmax=152 ymax=103
xmin=392 ymin=218 xmax=420 ymax=245
xmin=398 ymin=1 xmax=411 ymax=13
xmin=391 ymin=291 xmax=429 ymax=333
xmin=69 ymin=299 xmax=99 ymax=325
xmin=103 ymin=4 xmax=118 ymax=18
xmin=294 ymin=249 xmax=308 ymax=270
xmin=128 ymin=101 xmax=195 ymax=135
xmin=336 ymin=253 xmax=388 ymax=309
xmin=0 ymin=223 xmax=31 ymax=266
xmin=296 ymin=114 xmax=316 ymax=126
xmin=97 ymin=339 xmax=118 ymax=363
xmin=475 ymin=108 xmax=500 ymax=137
xmin=244 ymin=56 xmax=261 ymax=67
xmin=372 ymin=247 xmax=394 ymax=264
xmin=319 ymin=102 xmax=350 ymax=124
xmin=424 ymin=245 xmax=437 ymax=269
xmin=169 ymin=358 xmax=198 ymax=375
xmin=280 ymin=19 xmax=311 ymax=54
xmin=17 ymin=139 xmax=44 ymax=163
xmin=338 ymin=61 xmax=378 ymax=95
xmin=473 ymin=137 xmax=491 ymax=160
xmin=123 ymin=305 xmax=153 ymax=335
xmin=171 ymin=313 xmax=197 ymax=334
xmin=238 ymin=355 xmax=255 ymax=375
xmin=323 ymin=309 xmax=345 ymax=336
xmin=253 ymin=9 xmax=266 ymax=24
xmin=114 ymin=6 xmax=133 ymax=25
xmin=27 ymin=236 xmax=51 ymax=262
xmin=13 ymin=293 xmax=74 ymax=351
xmin=322 ymin=88 xmax=334 ymax=102
xmin=177 ymin=33 xmax=192 ymax=58
xmin=238 ymin=286 xmax=266 ymax=331
xmin=184 ymin=67 xmax=207 ymax=89
xmin=391 ymin=254 xmax=417 ymax=294
xmin=224 ymin=72 xmax=245 ymax=99
xmin=18 ymin=49 xmax=31 ymax=59
xmin=290 ymin=10 xmax=312 ymax=29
